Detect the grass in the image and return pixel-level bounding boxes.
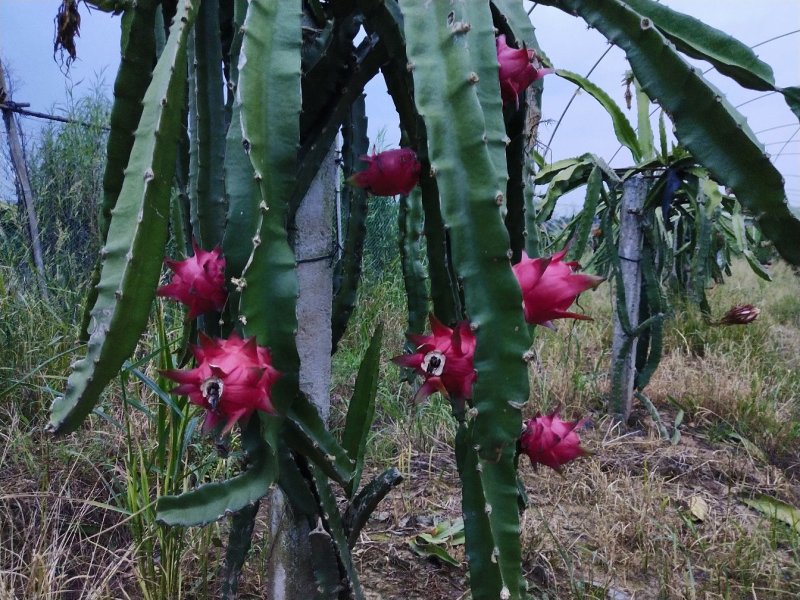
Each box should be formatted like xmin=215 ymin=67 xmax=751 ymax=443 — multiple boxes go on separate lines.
xmin=1 ymin=255 xmax=798 ymax=598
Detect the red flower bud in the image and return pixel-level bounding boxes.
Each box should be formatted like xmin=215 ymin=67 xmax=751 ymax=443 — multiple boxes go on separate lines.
xmin=392 ymin=314 xmax=477 ymax=404
xmin=162 ymin=333 xmax=280 ymax=435
xmin=496 ymin=34 xmax=553 ymax=108
xmin=349 ymin=147 xmax=421 ymax=196
xmin=520 ymin=409 xmax=588 ymax=473
xmin=512 ymin=247 xmax=604 ymax=328
xmin=716 ymin=303 xmax=760 ymax=325
xmin=157 ymin=240 xmax=227 ymax=319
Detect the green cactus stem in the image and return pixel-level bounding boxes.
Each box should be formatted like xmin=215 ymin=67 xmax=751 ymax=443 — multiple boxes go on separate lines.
xmin=276 ymin=449 xmax=343 ymax=598
xmin=291 ymin=40 xmax=387 ymax=228
xmin=398 ymin=191 xmax=428 ymax=347
xmin=634 ymin=235 xmax=664 ymax=391
xmin=285 ymin=394 xmax=355 ymax=487
xmin=310 ymin=466 xmax=365 ymax=600
xmin=331 ymin=94 xmax=369 ymax=352
xmin=49 ymin=0 xmax=198 ymax=434
xmin=343 ymin=467 xmax=403 ymax=548
xmin=358 ymin=0 xmax=462 ymax=325
xmin=79 ymin=0 xmax=157 ymax=341
xmin=156 ymin=417 xmax=277 ymax=527
xmin=537 ymin=0 xmax=800 ymax=265
xmin=567 ymin=166 xmax=603 ymax=262
xmin=402 ymin=1 xmax=531 ymax=597
xmin=492 ymin=0 xmax=547 ymax=262
xmin=237 ymin=0 xmax=302 ymax=414
xmin=220 ymin=500 xmax=260 ymax=599
xmin=189 ymin=0 xmax=228 ymax=249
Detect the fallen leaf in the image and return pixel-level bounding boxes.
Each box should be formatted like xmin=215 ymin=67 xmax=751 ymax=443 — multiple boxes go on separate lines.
xmin=743 ymin=494 xmax=800 ymax=533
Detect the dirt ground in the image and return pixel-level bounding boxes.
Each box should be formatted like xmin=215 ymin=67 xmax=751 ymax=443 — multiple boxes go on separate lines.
xmin=346 ymin=408 xmax=800 ymax=599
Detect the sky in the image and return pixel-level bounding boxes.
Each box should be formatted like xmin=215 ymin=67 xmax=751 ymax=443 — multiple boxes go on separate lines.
xmin=1 ymin=0 xmax=799 ymax=211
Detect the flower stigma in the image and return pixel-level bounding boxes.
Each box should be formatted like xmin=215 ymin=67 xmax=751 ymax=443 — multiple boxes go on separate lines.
xmin=421 ymin=350 xmax=446 ymax=376
xmin=201 ymin=377 xmax=224 ymax=411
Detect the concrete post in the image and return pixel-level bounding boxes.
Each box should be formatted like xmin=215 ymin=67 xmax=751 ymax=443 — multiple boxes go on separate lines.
xmin=610 ymin=175 xmax=646 ymax=422
xmin=267 ymin=144 xmax=336 ymax=599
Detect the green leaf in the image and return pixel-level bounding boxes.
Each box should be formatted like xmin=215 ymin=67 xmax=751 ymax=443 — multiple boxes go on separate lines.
xmin=556 ymin=69 xmax=642 ymax=162
xmin=408 ymin=539 xmax=461 ymax=567
xmin=342 ymin=323 xmax=383 ymax=497
xmin=743 ymin=494 xmax=800 ymax=533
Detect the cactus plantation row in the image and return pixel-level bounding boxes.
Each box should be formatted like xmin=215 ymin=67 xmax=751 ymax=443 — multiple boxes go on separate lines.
xmin=45 ymin=0 xmax=800 ymax=598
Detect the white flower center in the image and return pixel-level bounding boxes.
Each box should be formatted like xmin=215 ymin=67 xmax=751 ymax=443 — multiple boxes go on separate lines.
xmin=421 ymin=350 xmax=446 ymax=376
xmin=201 ymin=377 xmax=224 ymax=411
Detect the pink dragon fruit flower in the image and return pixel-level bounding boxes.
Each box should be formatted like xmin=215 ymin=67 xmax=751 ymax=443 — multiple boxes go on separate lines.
xmin=512 ymin=246 xmax=604 ymax=328
xmin=496 ymin=34 xmax=553 ymax=108
xmin=162 ymin=332 xmax=281 ymax=436
xmin=392 ymin=314 xmax=477 ymax=404
xmin=157 ymin=240 xmax=227 ymax=319
xmin=349 ymin=147 xmax=421 ymax=196
xmin=520 ymin=409 xmax=589 ymax=473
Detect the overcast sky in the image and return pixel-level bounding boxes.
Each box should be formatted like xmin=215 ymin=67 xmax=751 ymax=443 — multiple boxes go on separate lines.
xmin=1 ymin=1 xmax=799 ymax=210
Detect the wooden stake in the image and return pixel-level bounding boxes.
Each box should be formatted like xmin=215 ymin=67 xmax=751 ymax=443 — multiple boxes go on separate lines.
xmin=0 ymin=60 xmax=48 ymax=299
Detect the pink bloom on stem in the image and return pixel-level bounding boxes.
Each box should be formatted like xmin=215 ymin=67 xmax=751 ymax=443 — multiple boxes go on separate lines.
xmin=520 ymin=409 xmax=589 ymax=473
xmin=162 ymin=333 xmax=281 ymax=436
xmin=496 ymin=34 xmax=553 ymax=107
xmin=512 ymin=246 xmax=604 ymax=328
xmin=157 ymin=240 xmax=227 ymax=319
xmin=392 ymin=314 xmax=477 ymax=403
xmin=349 ymin=147 xmax=421 ymax=196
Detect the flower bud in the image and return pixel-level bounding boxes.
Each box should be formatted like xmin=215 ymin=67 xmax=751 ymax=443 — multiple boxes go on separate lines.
xmin=349 ymin=147 xmax=421 ymax=197
xmin=717 ymin=304 xmax=760 ymax=326
xmin=157 ymin=240 xmax=227 ymax=319
xmin=512 ymin=246 xmax=603 ymax=328
xmin=520 ymin=409 xmax=588 ymax=473
xmin=496 ymin=35 xmax=553 ymax=108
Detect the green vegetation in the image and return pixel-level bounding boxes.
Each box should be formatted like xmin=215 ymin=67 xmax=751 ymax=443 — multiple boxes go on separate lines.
xmin=2 ymin=243 xmax=799 ymax=597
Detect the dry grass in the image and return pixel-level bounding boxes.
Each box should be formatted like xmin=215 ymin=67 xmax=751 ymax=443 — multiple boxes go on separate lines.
xmin=1 ymin=258 xmax=798 ymax=598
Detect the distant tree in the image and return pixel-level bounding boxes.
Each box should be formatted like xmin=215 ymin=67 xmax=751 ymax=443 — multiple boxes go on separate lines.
xmin=30 ymin=84 xmax=109 ymax=287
